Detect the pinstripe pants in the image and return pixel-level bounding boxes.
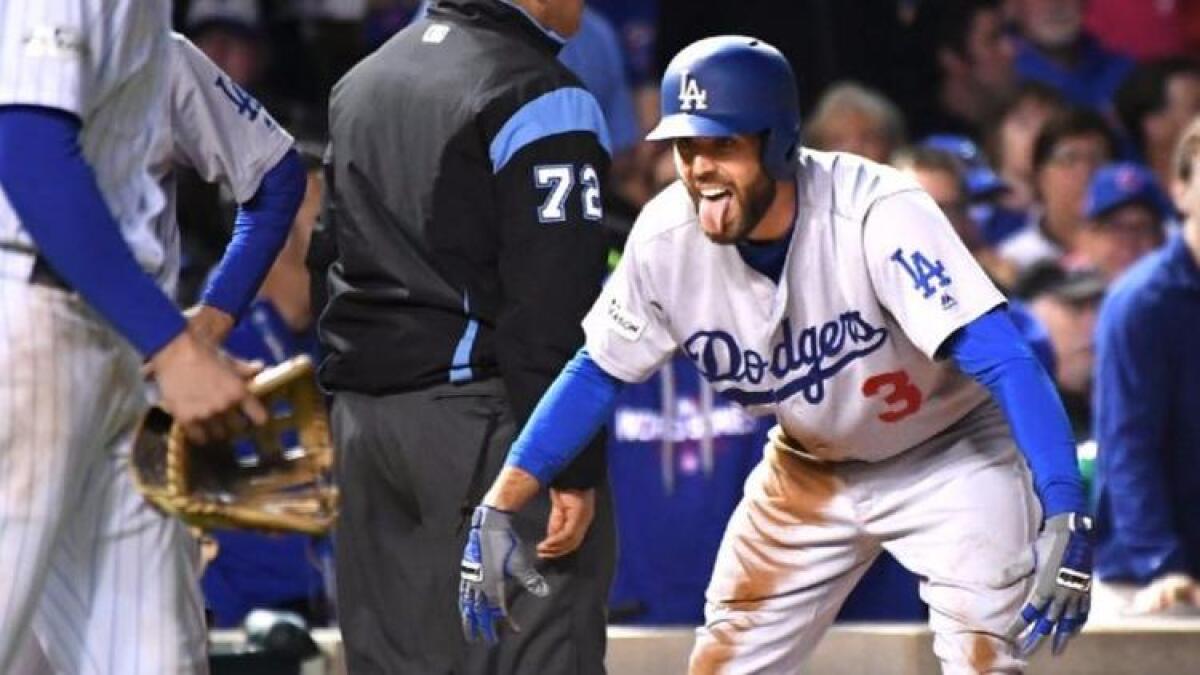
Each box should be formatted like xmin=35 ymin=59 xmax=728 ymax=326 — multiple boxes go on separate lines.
xmin=0 ymin=275 xmax=208 ymax=675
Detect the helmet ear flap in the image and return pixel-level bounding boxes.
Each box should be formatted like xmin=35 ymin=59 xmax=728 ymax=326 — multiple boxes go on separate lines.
xmin=764 ymin=123 xmax=801 ymax=180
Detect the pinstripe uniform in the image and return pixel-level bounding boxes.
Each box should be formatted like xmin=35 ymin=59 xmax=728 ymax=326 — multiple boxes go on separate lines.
xmin=0 ymin=3 xmax=211 ymax=674
xmin=2 ymin=26 xmax=295 ymax=674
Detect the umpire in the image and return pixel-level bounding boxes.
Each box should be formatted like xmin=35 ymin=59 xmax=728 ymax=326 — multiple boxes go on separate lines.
xmin=319 ymin=0 xmax=614 ymax=672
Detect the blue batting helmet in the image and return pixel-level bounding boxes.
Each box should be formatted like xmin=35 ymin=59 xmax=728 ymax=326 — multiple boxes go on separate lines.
xmin=647 ymin=36 xmax=801 ymax=180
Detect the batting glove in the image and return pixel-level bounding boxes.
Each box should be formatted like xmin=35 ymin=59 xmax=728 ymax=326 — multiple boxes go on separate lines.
xmin=1005 ymin=512 xmax=1094 ymax=657
xmin=459 ymin=505 xmax=550 ymax=644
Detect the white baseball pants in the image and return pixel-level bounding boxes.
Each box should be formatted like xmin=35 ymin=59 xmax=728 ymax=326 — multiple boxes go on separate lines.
xmin=692 ymin=402 xmax=1040 ymax=674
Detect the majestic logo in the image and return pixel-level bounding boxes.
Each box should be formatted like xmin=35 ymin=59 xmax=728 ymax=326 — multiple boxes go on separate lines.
xmin=682 ymin=311 xmax=889 ymax=406
xmin=678 ymin=71 xmax=708 ymax=111
xmin=890 ymin=248 xmax=952 ymax=299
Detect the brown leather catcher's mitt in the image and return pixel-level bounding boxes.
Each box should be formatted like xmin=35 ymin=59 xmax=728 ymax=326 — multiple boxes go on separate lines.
xmin=131 ymin=355 xmax=338 ymax=535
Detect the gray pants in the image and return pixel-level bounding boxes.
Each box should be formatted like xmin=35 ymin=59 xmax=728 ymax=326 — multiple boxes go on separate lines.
xmin=332 ymin=378 xmax=614 ymax=675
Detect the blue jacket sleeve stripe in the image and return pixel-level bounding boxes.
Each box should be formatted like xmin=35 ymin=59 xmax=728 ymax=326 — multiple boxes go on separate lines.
xmin=449 ymin=291 xmax=479 ymax=383
xmin=489 ymin=87 xmax=612 ymax=173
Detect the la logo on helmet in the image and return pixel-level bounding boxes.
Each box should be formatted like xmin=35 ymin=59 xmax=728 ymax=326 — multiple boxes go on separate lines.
xmin=678 ymin=71 xmax=708 ymax=111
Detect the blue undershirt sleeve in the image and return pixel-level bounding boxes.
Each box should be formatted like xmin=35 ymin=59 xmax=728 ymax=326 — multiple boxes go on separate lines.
xmin=947 ymin=307 xmax=1086 ymax=517
xmin=505 ymin=347 xmax=626 ymax=485
xmin=200 ymin=148 xmax=305 ymax=319
xmin=0 ymin=105 xmax=185 ymax=357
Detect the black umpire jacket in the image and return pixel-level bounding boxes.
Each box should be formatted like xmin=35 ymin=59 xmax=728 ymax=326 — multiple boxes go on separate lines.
xmin=318 ymin=0 xmax=611 ymax=487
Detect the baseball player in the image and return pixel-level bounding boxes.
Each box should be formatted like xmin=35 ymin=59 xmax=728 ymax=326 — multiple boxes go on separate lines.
xmin=460 ymin=37 xmax=1093 ymax=673
xmin=0 ymin=8 xmax=303 ymax=672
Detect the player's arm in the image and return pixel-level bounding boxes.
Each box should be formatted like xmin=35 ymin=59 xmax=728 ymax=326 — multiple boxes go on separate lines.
xmin=864 ymin=188 xmax=1090 ymax=654
xmin=1092 ymin=294 xmax=1184 ymax=580
xmin=943 ymin=309 xmax=1085 ymax=516
xmin=946 ymin=309 xmax=1096 ymax=654
xmin=168 ymin=34 xmax=303 ymax=343
xmin=486 ymin=227 xmax=678 ymax=510
xmin=863 ymin=188 xmax=1085 ymax=513
xmin=0 ymin=106 xmax=186 ymax=356
xmin=484 ymin=348 xmax=626 ymax=511
xmin=0 ymin=106 xmax=267 ymax=439
xmin=489 ymin=87 xmax=613 ymax=490
xmin=189 ymin=148 xmax=305 ymax=343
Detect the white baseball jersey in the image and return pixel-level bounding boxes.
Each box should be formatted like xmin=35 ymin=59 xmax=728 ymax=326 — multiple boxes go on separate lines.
xmin=0 ymin=0 xmax=171 ymax=280
xmin=149 ymin=32 xmax=294 ymax=295
xmin=0 ymin=4 xmax=211 ymax=675
xmin=584 ymin=149 xmax=1007 ymax=463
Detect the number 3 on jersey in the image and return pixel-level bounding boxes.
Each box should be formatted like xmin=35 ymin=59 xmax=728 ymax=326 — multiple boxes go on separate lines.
xmin=862 ymin=370 xmax=923 ymax=423
xmin=534 ymin=164 xmax=602 ymax=223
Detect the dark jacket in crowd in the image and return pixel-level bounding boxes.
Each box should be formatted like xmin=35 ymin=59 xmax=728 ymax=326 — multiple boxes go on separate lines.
xmin=319 ymin=0 xmax=612 ymax=486
xmin=1093 ymin=234 xmax=1200 ymax=583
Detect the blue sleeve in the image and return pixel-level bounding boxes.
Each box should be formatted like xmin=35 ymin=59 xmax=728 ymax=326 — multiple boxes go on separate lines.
xmin=505 ymin=347 xmax=626 ymax=484
xmin=948 ymin=307 xmax=1086 ymax=517
xmin=1093 ymin=293 xmax=1184 ymax=579
xmin=0 ymin=105 xmax=185 ymax=357
xmin=200 ymin=148 xmax=305 ymax=319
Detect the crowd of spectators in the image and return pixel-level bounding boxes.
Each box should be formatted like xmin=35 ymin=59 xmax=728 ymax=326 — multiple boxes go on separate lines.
xmin=170 ymin=0 xmax=1200 ymax=627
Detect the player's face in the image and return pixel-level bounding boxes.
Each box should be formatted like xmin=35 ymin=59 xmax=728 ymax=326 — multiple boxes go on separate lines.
xmin=674 ymin=135 xmax=777 ymax=244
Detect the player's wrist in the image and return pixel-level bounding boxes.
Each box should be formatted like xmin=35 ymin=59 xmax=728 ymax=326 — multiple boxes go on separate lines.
xmin=142 ymin=321 xmax=190 ymax=364
xmin=1039 ymin=481 xmax=1088 ymax=521
xmin=185 ymin=304 xmax=235 ymax=346
xmin=482 ymin=466 xmax=542 ymax=512
xmin=148 ymin=329 xmax=208 ymax=372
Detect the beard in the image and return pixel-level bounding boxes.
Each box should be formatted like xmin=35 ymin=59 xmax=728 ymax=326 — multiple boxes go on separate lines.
xmin=691 ymin=169 xmax=778 ymax=245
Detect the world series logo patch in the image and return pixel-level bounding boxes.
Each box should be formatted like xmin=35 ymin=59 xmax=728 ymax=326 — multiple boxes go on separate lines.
xmin=606 ymin=297 xmax=646 ymax=342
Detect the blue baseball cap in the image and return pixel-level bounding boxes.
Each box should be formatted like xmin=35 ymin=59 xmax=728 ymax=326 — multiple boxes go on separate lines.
xmin=1084 ymin=162 xmax=1174 ymax=221
xmin=921 ymin=134 xmax=1008 ymax=201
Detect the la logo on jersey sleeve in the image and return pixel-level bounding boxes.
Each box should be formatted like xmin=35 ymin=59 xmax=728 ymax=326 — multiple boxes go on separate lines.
xmin=890 ymin=248 xmax=955 ymax=309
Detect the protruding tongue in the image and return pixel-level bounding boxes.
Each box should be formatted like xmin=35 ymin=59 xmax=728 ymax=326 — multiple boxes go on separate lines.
xmin=698 ymin=193 xmax=731 ymax=237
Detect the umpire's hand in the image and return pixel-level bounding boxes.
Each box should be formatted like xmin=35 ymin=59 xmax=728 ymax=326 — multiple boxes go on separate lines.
xmin=1005 ymin=512 xmax=1094 ymax=657
xmin=459 ymin=505 xmax=550 ymax=644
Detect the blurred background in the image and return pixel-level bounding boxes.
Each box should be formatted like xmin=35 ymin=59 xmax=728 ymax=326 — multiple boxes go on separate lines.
xmin=170 ymin=1 xmax=1200 ymax=672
